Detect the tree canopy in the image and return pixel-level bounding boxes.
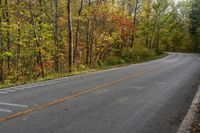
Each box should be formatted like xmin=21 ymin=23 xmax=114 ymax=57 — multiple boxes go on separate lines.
xmin=190 ymin=0 xmax=200 ymax=52
xmin=0 ymin=0 xmax=199 ymax=85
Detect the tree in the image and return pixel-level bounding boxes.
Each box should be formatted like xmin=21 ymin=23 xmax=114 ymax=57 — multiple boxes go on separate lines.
xmin=0 ymin=0 xmax=197 ymax=85
xmin=0 ymin=0 xmax=4 ymax=82
xmin=5 ymin=0 xmax=11 ymax=76
xmin=53 ymin=0 xmax=60 ymax=72
xmin=73 ymin=0 xmax=83 ymax=64
xmin=131 ymin=0 xmax=139 ymax=47
xmin=67 ymin=0 xmax=73 ymax=72
xmin=190 ymin=0 xmax=200 ymax=52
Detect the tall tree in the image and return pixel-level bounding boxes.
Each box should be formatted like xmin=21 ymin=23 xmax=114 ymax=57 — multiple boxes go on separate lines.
xmin=131 ymin=0 xmax=139 ymax=47
xmin=29 ymin=0 xmax=45 ymax=77
xmin=190 ymin=0 xmax=200 ymax=52
xmin=67 ymin=0 xmax=73 ymax=72
xmin=74 ymin=0 xmax=84 ymax=64
xmin=85 ymin=0 xmax=91 ymax=65
xmin=0 ymin=0 xmax=4 ymax=82
xmin=0 ymin=0 xmax=196 ymax=85
xmin=53 ymin=0 xmax=60 ymax=72
xmin=5 ymin=0 xmax=11 ymax=76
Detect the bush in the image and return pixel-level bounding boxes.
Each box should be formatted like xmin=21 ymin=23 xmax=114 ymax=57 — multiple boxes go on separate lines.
xmin=119 ymin=45 xmax=156 ymax=63
xmin=77 ymin=64 xmax=87 ymax=71
xmin=100 ymin=45 xmax=156 ymax=67
xmin=103 ymin=56 xmax=126 ymax=66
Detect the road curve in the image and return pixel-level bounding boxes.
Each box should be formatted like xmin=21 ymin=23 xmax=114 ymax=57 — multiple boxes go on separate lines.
xmin=0 ymin=53 xmax=200 ymax=133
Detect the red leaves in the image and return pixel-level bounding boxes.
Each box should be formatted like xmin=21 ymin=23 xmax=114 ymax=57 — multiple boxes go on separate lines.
xmin=95 ymin=11 xmax=133 ymax=29
xmin=110 ymin=15 xmax=133 ymax=29
xmin=33 ymin=61 xmax=53 ymax=73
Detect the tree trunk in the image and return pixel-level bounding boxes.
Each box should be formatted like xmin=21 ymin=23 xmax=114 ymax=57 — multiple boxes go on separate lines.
xmin=5 ymin=0 xmax=11 ymax=76
xmin=0 ymin=0 xmax=4 ymax=83
xmin=86 ymin=0 xmax=91 ymax=65
xmin=74 ymin=0 xmax=83 ymax=65
xmin=131 ymin=0 xmax=139 ymax=48
xmin=53 ymin=0 xmax=60 ymax=73
xmin=155 ymin=24 xmax=160 ymax=53
xmin=15 ymin=0 xmax=21 ymax=82
xmin=67 ymin=0 xmax=73 ymax=72
xmin=29 ymin=0 xmax=45 ymax=77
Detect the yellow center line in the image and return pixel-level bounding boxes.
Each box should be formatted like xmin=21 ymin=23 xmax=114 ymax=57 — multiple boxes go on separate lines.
xmin=0 ymin=62 xmax=180 ymax=123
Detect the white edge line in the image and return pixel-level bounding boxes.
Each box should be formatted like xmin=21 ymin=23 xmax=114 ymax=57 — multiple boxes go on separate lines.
xmin=14 ymin=88 xmax=24 ymax=91
xmin=4 ymin=90 xmax=17 ymax=92
xmin=0 ymin=109 xmax=12 ymax=113
xmin=0 ymin=91 xmax=8 ymax=94
xmin=0 ymin=102 xmax=28 ymax=108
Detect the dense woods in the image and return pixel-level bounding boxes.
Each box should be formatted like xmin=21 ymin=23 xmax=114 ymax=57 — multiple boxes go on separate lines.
xmin=0 ymin=0 xmax=199 ymax=86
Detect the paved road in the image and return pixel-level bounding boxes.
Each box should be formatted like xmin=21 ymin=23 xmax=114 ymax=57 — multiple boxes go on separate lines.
xmin=0 ymin=53 xmax=200 ymax=133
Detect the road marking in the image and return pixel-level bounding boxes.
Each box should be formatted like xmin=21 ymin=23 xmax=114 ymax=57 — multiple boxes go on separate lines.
xmin=14 ymin=88 xmax=24 ymax=91
xmin=0 ymin=109 xmax=12 ymax=113
xmin=0 ymin=61 xmax=184 ymax=123
xmin=4 ymin=90 xmax=17 ymax=92
xmin=0 ymin=92 xmax=8 ymax=94
xmin=0 ymin=64 xmax=165 ymax=122
xmin=0 ymin=102 xmax=28 ymax=108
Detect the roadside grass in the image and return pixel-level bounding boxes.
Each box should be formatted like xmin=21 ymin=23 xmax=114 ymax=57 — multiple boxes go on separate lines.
xmin=0 ymin=53 xmax=167 ymax=90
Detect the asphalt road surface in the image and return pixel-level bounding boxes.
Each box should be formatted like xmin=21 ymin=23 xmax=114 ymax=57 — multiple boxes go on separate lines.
xmin=0 ymin=53 xmax=200 ymax=133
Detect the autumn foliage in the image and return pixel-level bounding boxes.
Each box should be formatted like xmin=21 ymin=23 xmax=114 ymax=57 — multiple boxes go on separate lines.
xmin=0 ymin=0 xmax=196 ymax=86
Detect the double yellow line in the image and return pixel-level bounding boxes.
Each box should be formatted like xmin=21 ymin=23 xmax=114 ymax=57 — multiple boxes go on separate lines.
xmin=0 ymin=63 xmax=174 ymax=123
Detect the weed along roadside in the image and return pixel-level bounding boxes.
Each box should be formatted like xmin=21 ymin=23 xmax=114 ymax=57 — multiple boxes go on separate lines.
xmin=0 ymin=52 xmax=167 ymax=90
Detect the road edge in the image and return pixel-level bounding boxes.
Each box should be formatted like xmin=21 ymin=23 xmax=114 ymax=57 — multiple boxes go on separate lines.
xmin=0 ymin=54 xmax=168 ymax=90
xmin=176 ymin=86 xmax=200 ymax=133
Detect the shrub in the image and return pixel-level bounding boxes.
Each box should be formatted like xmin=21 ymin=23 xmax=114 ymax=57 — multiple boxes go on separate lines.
xmin=103 ymin=56 xmax=126 ymax=66
xmin=100 ymin=45 xmax=156 ymax=67
xmin=119 ymin=45 xmax=156 ymax=63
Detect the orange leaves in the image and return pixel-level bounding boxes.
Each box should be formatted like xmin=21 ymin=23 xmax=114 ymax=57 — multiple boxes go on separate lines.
xmin=94 ymin=9 xmax=133 ymax=30
xmin=33 ymin=61 xmax=53 ymax=73
xmin=109 ymin=14 xmax=133 ymax=29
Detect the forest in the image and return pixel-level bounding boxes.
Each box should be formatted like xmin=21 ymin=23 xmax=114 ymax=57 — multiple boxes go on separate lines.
xmin=0 ymin=0 xmax=199 ymax=86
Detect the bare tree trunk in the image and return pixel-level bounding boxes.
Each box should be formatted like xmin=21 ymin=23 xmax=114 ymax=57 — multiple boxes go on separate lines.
xmin=86 ymin=0 xmax=91 ymax=65
xmin=67 ymin=0 xmax=73 ymax=72
xmin=53 ymin=0 xmax=60 ymax=73
xmin=145 ymin=0 xmax=151 ymax=49
xmin=15 ymin=0 xmax=21 ymax=82
xmin=89 ymin=12 xmax=97 ymax=66
xmin=86 ymin=22 xmax=90 ymax=65
xmin=155 ymin=24 xmax=160 ymax=53
xmin=0 ymin=0 xmax=4 ymax=83
xmin=89 ymin=31 xmax=93 ymax=66
xmin=74 ymin=0 xmax=83 ymax=65
xmin=5 ymin=0 xmax=11 ymax=76
xmin=29 ymin=0 xmax=45 ymax=77
xmin=131 ymin=0 xmax=139 ymax=48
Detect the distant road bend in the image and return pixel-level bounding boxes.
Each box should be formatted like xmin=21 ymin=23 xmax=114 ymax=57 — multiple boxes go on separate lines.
xmin=0 ymin=53 xmax=200 ymax=133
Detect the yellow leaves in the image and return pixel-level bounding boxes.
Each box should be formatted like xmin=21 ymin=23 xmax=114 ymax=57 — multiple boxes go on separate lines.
xmin=4 ymin=52 xmax=13 ymax=57
xmin=162 ymin=28 xmax=169 ymax=33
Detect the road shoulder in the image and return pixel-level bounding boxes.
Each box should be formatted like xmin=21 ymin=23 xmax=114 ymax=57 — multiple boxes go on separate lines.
xmin=177 ymin=86 xmax=200 ymax=133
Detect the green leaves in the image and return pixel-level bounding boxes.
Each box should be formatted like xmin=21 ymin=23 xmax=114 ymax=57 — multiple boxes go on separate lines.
xmin=0 ymin=0 xmax=197 ymax=85
xmin=189 ymin=0 xmax=200 ymax=52
xmin=3 ymin=52 xmax=12 ymax=57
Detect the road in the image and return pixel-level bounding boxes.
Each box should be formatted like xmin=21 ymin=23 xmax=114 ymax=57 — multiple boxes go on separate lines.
xmin=0 ymin=53 xmax=200 ymax=133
